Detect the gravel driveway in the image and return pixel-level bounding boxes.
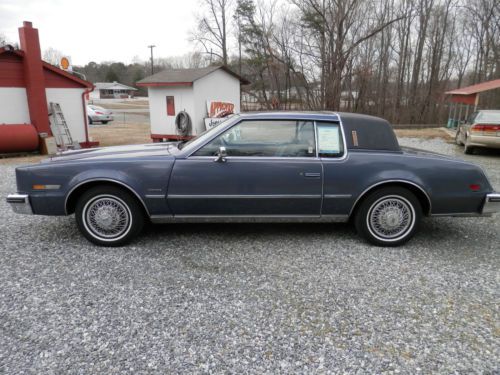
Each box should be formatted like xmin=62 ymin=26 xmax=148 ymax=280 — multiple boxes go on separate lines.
xmin=0 ymin=138 xmax=498 ymax=374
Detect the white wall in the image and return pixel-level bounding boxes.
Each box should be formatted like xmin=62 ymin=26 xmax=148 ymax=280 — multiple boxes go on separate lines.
xmin=0 ymin=88 xmax=31 ymax=124
xmin=88 ymin=89 xmax=100 ymax=100
xmin=148 ymin=86 xmax=195 ymax=136
xmin=193 ymin=69 xmax=241 ymax=134
xmin=46 ymin=88 xmax=87 ymax=143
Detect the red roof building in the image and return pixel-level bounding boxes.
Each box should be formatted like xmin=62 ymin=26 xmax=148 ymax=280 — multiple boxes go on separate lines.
xmin=0 ymin=22 xmax=95 ymax=153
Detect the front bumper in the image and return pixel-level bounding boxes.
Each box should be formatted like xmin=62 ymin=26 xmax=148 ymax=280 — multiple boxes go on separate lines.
xmin=6 ymin=194 xmax=33 ymax=215
xmin=482 ymin=193 xmax=500 ymax=214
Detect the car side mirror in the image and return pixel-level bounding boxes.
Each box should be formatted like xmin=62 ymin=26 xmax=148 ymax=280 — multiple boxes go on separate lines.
xmin=214 ymin=146 xmax=227 ymax=163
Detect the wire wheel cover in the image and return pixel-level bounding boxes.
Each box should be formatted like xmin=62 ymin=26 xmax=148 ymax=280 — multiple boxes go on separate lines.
xmin=368 ymin=196 xmax=414 ymax=240
xmin=85 ymin=196 xmax=131 ymax=239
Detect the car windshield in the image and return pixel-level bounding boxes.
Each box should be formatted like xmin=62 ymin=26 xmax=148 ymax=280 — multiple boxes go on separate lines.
xmin=476 ymin=112 xmax=500 ymax=122
xmin=178 ymin=115 xmax=239 ymax=150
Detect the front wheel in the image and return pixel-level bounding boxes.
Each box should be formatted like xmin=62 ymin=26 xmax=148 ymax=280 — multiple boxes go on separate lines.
xmin=75 ymin=185 xmax=145 ymax=246
xmin=354 ymin=187 xmax=422 ymax=246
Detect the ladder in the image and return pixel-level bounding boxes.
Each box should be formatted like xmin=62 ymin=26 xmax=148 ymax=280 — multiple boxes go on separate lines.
xmin=49 ymin=102 xmax=75 ymax=150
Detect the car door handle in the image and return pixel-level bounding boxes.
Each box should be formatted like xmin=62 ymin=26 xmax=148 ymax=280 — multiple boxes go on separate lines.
xmin=303 ymin=172 xmax=321 ymax=178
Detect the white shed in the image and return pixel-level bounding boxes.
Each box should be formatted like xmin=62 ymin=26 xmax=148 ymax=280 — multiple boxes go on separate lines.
xmin=137 ymin=66 xmax=249 ymax=142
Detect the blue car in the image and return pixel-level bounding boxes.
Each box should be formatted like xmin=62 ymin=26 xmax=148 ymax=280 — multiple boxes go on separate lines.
xmin=6 ymin=112 xmax=500 ymax=247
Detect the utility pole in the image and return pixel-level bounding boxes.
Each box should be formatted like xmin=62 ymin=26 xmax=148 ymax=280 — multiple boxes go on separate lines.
xmin=148 ymin=45 xmax=156 ymax=75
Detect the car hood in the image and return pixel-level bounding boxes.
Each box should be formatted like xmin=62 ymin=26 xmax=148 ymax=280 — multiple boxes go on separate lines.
xmin=44 ymin=143 xmax=179 ymax=163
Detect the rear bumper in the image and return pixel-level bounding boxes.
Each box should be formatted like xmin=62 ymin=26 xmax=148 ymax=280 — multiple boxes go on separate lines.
xmin=482 ymin=193 xmax=500 ymax=214
xmin=468 ymin=135 xmax=500 ymax=149
xmin=6 ymin=193 xmax=33 ymax=214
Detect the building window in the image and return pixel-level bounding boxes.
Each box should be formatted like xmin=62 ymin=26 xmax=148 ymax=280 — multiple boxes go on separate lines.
xmin=166 ymin=96 xmax=175 ymax=116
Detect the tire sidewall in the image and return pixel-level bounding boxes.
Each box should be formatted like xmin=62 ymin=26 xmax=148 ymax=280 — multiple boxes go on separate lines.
xmin=75 ymin=186 xmax=144 ymax=247
xmin=355 ymin=187 xmax=422 ymax=247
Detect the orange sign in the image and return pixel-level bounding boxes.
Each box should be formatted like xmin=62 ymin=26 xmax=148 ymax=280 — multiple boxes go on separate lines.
xmin=60 ymin=57 xmax=70 ymax=70
xmin=207 ymin=101 xmax=235 ymax=118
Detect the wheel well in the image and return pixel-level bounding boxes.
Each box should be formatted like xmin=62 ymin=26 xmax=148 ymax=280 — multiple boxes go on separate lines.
xmin=65 ymin=181 xmax=149 ymax=216
xmin=350 ymin=182 xmax=431 ymax=218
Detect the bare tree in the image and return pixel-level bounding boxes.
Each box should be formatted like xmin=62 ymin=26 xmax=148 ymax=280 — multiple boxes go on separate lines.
xmin=192 ymin=0 xmax=233 ymax=65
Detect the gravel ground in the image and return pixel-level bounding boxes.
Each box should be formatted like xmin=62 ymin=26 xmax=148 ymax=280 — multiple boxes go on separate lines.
xmin=0 ymin=138 xmax=499 ymax=374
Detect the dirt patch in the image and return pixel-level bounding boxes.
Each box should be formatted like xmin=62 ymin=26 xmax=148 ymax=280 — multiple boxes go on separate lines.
xmin=394 ymin=128 xmax=453 ymax=140
xmin=89 ymin=122 xmax=151 ymax=147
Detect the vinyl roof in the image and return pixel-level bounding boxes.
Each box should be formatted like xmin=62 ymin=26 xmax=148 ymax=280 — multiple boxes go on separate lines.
xmin=137 ymin=65 xmax=250 ymax=86
xmin=445 ymin=79 xmax=500 ymax=95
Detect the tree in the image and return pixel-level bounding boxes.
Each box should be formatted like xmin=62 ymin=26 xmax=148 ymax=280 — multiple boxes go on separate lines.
xmin=43 ymin=47 xmax=65 ymax=66
xmin=192 ymin=0 xmax=233 ymax=65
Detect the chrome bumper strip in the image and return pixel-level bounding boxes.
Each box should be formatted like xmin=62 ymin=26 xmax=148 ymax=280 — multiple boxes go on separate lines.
xmin=482 ymin=193 xmax=500 ymax=215
xmin=6 ymin=194 xmax=33 ymax=215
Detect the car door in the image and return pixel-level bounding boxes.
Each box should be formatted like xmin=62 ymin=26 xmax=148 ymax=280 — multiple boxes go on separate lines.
xmin=167 ymin=119 xmax=323 ymax=217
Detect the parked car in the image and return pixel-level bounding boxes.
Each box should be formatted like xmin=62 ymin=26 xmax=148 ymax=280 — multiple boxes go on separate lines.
xmin=6 ymin=112 xmax=500 ymax=247
xmin=455 ymin=110 xmax=500 ymax=154
xmin=87 ymin=105 xmax=113 ymax=125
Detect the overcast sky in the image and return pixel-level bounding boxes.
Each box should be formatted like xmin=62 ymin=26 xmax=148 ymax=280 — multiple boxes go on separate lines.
xmin=0 ymin=0 xmax=201 ymax=65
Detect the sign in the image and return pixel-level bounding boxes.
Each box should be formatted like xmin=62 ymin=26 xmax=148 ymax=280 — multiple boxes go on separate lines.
xmin=204 ymin=117 xmax=226 ymax=130
xmin=207 ymin=100 xmax=235 ymax=118
xmin=317 ymin=125 xmax=340 ymax=154
xmin=60 ymin=57 xmax=71 ymax=71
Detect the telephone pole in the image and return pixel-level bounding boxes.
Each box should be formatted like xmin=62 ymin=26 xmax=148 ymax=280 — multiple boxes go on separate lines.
xmin=147 ymin=45 xmax=156 ymax=75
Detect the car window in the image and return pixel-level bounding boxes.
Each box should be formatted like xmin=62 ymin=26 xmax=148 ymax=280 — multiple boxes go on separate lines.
xmin=316 ymin=122 xmax=344 ymax=158
xmin=476 ymin=112 xmax=500 ymax=122
xmin=194 ymin=120 xmax=316 ymax=157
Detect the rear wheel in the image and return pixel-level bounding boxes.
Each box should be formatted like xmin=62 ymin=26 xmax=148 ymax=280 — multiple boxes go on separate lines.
xmin=75 ymin=185 xmax=145 ymax=246
xmin=354 ymin=187 xmax=422 ymax=246
xmin=464 ymin=144 xmax=475 ymax=154
xmin=101 ymin=121 xmax=109 ymax=124
xmin=88 ymin=116 xmax=93 ymax=125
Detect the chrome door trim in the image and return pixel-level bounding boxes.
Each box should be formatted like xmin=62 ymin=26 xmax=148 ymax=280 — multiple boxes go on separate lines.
xmin=324 ymin=194 xmax=353 ymax=199
xmin=145 ymin=194 xmax=165 ymax=199
xmin=168 ymin=194 xmax=322 ymax=199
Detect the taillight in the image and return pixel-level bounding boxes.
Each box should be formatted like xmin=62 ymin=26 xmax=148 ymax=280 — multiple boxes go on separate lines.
xmin=469 ymin=184 xmax=481 ymax=191
xmin=95 ymin=111 xmax=103 ymax=115
xmin=471 ymin=124 xmax=500 ymax=134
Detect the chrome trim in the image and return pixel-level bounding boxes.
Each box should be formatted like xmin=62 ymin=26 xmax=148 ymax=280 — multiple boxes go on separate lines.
xmin=167 ymin=194 xmax=322 ymax=199
xmin=145 ymin=194 xmax=165 ymax=199
xmin=317 ymin=115 xmax=349 ymax=162
xmin=482 ymin=193 xmax=500 ymax=214
xmin=6 ymin=193 xmax=33 ymax=215
xmin=348 ymin=180 xmax=432 ymax=217
xmin=187 ymin=115 xmax=348 ymax=161
xmin=64 ymin=178 xmax=150 ymax=216
xmin=430 ymin=213 xmax=490 ymax=217
xmin=150 ymin=214 xmax=349 ymax=224
xmin=324 ymin=194 xmax=353 ymax=199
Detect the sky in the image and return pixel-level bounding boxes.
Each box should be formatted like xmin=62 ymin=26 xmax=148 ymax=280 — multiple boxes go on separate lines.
xmin=0 ymin=0 xmax=200 ymax=65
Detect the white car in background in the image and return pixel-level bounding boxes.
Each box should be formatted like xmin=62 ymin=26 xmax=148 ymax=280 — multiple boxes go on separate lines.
xmin=87 ymin=105 xmax=113 ymax=125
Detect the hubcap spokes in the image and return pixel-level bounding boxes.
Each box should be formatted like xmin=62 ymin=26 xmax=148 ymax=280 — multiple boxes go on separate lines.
xmin=86 ymin=197 xmax=130 ymax=239
xmin=369 ymin=198 xmax=412 ymax=239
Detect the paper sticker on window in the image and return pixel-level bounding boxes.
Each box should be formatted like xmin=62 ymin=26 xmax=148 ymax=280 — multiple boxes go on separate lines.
xmin=318 ymin=125 xmax=340 ymax=154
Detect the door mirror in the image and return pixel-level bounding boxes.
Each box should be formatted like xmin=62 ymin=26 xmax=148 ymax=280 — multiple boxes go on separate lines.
xmin=214 ymin=146 xmax=227 ymax=162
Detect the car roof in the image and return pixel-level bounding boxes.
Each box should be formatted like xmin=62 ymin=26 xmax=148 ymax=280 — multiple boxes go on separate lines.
xmin=477 ymin=109 xmax=500 ymax=113
xmin=238 ymin=111 xmax=340 ymax=122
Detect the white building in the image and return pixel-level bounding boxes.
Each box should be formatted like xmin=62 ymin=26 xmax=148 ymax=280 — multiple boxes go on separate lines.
xmin=89 ymin=82 xmax=137 ymax=100
xmin=137 ymin=66 xmax=249 ymax=142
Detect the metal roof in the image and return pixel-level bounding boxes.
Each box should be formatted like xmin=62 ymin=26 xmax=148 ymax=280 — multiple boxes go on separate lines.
xmin=445 ymin=79 xmax=500 ymax=95
xmin=94 ymin=82 xmax=137 ymax=91
xmin=137 ymin=65 xmax=250 ymax=86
